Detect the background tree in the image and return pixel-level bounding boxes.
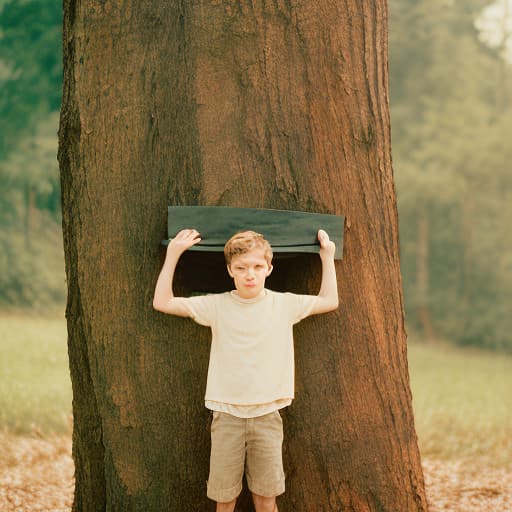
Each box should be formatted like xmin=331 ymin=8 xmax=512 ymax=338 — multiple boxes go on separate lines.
xmin=389 ymin=0 xmax=512 ymax=350
xmin=0 ymin=0 xmax=63 ymax=308
xmin=0 ymin=0 xmax=61 ymax=157
xmin=59 ymin=1 xmax=428 ymax=511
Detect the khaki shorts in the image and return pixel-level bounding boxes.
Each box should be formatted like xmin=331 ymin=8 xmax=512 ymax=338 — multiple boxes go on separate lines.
xmin=207 ymin=410 xmax=285 ymax=503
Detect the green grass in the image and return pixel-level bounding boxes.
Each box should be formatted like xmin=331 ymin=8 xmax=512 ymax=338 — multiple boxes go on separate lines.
xmin=1 ymin=315 xmax=511 ymax=468
xmin=0 ymin=314 xmax=72 ymax=434
xmin=408 ymin=340 xmax=512 ymax=467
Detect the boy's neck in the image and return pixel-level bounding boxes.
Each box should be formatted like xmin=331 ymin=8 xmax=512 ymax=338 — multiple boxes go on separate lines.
xmin=230 ymin=288 xmax=267 ymax=301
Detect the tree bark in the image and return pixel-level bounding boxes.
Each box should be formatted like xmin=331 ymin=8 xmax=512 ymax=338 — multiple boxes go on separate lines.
xmin=59 ymin=1 xmax=428 ymax=511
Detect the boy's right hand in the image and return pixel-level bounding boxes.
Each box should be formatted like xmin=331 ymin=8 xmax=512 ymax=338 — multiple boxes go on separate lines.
xmin=318 ymin=229 xmax=336 ymax=260
xmin=167 ymin=229 xmax=201 ymax=255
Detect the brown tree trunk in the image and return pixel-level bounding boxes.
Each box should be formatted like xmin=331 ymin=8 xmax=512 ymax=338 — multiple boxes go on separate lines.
xmin=25 ymin=183 xmax=35 ymax=250
xmin=461 ymin=196 xmax=473 ymax=305
xmin=58 ymin=1 xmax=428 ymax=511
xmin=416 ymin=207 xmax=434 ymax=340
xmin=460 ymin=193 xmax=474 ymax=343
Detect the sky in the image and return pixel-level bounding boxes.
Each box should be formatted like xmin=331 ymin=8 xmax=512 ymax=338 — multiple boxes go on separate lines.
xmin=476 ymin=0 xmax=512 ymax=61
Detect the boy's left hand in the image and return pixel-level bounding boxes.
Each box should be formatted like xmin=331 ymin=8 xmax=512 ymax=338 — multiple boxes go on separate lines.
xmin=318 ymin=229 xmax=336 ymax=259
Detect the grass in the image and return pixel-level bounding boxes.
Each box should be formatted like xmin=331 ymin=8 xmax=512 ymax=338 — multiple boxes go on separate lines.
xmin=408 ymin=339 xmax=512 ymax=467
xmin=1 ymin=315 xmax=511 ymax=468
xmin=0 ymin=314 xmax=72 ymax=435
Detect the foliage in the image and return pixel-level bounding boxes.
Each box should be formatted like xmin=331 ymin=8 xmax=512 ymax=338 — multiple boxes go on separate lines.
xmin=0 ymin=0 xmax=64 ymax=308
xmin=0 ymin=113 xmax=65 ymax=308
xmin=0 ymin=0 xmax=62 ymax=158
xmin=389 ymin=0 xmax=512 ymax=351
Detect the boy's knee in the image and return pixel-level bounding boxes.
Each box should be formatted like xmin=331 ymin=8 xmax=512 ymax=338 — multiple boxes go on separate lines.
xmin=252 ymin=493 xmax=277 ymax=512
xmin=216 ymin=499 xmax=236 ymax=512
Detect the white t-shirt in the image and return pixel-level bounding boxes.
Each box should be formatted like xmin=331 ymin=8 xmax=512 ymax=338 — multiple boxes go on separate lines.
xmin=181 ymin=288 xmax=317 ymax=417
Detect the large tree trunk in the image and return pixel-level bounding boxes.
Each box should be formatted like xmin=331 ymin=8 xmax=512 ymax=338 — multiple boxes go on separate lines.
xmin=58 ymin=1 xmax=428 ymax=511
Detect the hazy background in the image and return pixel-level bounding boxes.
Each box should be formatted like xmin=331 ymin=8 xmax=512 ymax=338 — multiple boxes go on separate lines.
xmin=1 ymin=0 xmax=511 ymax=353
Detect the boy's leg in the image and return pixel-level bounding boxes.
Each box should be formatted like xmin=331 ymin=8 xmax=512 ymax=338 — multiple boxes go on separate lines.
xmin=208 ymin=412 xmax=246 ymax=505
xmin=252 ymin=493 xmax=278 ymax=512
xmin=216 ymin=499 xmax=237 ymax=512
xmin=245 ymin=411 xmax=285 ymax=504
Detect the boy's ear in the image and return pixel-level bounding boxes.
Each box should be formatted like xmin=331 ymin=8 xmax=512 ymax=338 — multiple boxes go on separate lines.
xmin=227 ymin=264 xmax=234 ymax=278
xmin=267 ymin=264 xmax=273 ymax=276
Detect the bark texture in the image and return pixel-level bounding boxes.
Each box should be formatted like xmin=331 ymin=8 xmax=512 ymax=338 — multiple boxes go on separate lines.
xmin=59 ymin=1 xmax=429 ymax=511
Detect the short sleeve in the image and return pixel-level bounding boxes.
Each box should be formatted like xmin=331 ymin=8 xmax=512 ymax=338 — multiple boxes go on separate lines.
xmin=180 ymin=294 xmax=216 ymax=327
xmin=285 ymin=293 xmax=318 ymax=324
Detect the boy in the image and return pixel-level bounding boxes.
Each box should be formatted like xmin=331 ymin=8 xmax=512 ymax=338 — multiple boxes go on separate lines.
xmin=153 ymin=228 xmax=338 ymax=512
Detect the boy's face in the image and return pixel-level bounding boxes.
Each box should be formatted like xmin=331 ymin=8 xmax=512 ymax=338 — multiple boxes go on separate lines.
xmin=227 ymin=248 xmax=273 ymax=299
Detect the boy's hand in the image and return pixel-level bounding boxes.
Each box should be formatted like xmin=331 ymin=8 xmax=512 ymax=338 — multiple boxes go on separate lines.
xmin=154 ymin=228 xmax=201 ymax=315
xmin=309 ymin=229 xmax=338 ymax=315
xmin=167 ymin=228 xmax=201 ymax=255
xmin=318 ymin=229 xmax=336 ymax=259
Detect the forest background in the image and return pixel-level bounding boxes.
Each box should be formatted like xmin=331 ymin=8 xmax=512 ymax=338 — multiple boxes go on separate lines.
xmin=1 ymin=0 xmax=511 ymax=353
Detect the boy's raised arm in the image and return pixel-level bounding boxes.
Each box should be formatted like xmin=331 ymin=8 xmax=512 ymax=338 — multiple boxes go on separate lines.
xmin=310 ymin=229 xmax=339 ymax=315
xmin=152 ymin=229 xmax=201 ymax=316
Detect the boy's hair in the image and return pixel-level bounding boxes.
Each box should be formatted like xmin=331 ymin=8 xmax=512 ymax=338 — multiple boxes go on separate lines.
xmin=224 ymin=230 xmax=273 ymax=266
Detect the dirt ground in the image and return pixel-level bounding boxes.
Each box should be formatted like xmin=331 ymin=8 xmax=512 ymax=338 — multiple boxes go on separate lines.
xmin=0 ymin=434 xmax=511 ymax=511
xmin=0 ymin=434 xmax=73 ymax=512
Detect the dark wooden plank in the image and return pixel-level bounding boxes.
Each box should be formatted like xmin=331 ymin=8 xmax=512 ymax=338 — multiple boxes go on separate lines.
xmin=162 ymin=206 xmax=344 ymax=259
